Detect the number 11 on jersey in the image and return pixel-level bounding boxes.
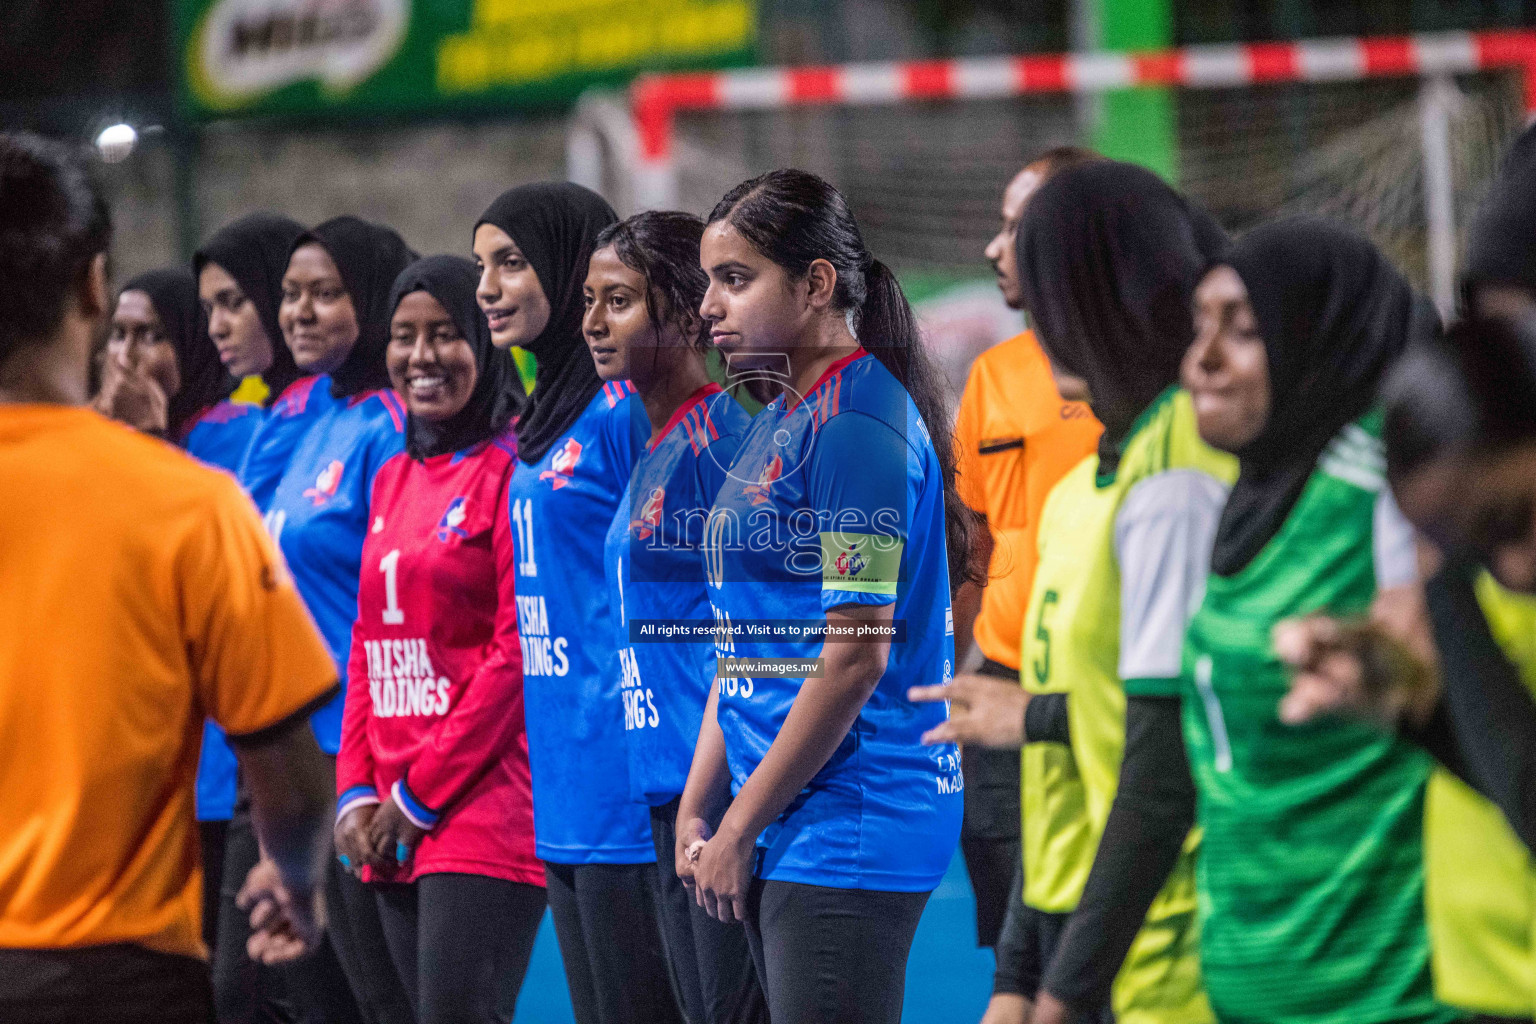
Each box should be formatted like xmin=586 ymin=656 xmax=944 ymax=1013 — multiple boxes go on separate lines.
xmin=511 ymin=498 xmax=538 ymax=577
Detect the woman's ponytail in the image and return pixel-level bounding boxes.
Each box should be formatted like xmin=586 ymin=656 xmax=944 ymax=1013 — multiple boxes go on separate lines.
xmin=860 ymin=259 xmax=985 ymax=594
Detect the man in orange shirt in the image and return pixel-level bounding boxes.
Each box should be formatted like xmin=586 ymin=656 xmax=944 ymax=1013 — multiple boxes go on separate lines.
xmin=949 ymin=147 xmax=1103 ymax=954
xmin=0 ymin=133 xmax=339 ymax=1024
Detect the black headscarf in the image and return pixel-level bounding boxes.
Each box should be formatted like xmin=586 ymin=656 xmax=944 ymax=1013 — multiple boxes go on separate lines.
xmin=1018 ymin=161 xmax=1229 ymax=471
xmin=296 ymin=216 xmax=418 ymax=399
xmin=1463 ymin=121 xmax=1536 ymax=304
xmin=1211 ymin=217 xmax=1431 ymax=576
xmin=475 ymin=182 xmax=617 ymax=465
xmin=388 ymin=254 xmax=522 ymax=460
xmin=121 ymin=267 xmax=233 ymax=441
xmin=193 ymin=212 xmax=305 ymax=402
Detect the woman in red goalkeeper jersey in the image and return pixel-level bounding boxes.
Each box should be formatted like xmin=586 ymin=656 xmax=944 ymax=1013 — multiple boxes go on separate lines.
xmin=334 ymin=254 xmax=543 ymax=1024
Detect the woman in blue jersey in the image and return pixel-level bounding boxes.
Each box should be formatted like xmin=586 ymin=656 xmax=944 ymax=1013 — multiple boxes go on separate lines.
xmin=194 ymin=214 xmax=322 ymax=512
xmin=473 ymin=183 xmax=683 ymax=1024
xmin=585 ymin=211 xmax=767 ymax=1024
xmin=677 ymin=168 xmax=982 ymax=1024
xmin=259 ymin=215 xmax=419 ymax=1024
xmin=191 ymin=212 xmax=349 ymax=1024
xmin=197 ymin=213 xmax=334 ymax=514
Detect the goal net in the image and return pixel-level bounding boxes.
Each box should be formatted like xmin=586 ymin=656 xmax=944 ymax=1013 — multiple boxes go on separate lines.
xmin=573 ymin=33 xmax=1535 ymax=393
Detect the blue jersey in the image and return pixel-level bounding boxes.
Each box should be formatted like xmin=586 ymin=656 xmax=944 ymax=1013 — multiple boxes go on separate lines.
xmin=605 ymin=383 xmax=750 ymax=805
xmin=239 ymin=376 xmax=340 ymax=512
xmin=508 ymin=381 xmax=652 ymax=864
xmin=184 ymin=400 xmax=261 ymax=480
xmin=705 ymin=349 xmax=962 ymax=891
xmin=183 ymin=399 xmax=263 ymax=822
xmin=268 ymin=389 xmax=407 ymax=753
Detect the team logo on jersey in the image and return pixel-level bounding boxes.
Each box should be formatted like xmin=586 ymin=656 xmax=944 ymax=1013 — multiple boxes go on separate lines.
xmin=435 ymin=497 xmax=469 ymax=542
xmin=833 ymin=545 xmax=870 ymax=577
xmin=303 ymin=460 xmax=344 ymax=505
xmin=631 ymin=487 xmax=665 ymax=540
xmin=743 ymin=454 xmax=783 ymax=506
xmin=538 ymin=438 xmax=583 ymax=490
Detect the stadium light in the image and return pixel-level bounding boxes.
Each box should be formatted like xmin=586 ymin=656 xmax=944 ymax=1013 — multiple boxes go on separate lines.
xmin=95 ymin=123 xmax=139 ymax=164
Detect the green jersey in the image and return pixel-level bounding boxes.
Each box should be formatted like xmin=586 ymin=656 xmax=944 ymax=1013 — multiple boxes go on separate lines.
xmin=1181 ymin=414 xmax=1454 ymax=1024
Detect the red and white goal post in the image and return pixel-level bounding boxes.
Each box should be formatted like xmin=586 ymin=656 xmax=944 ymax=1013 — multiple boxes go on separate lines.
xmin=568 ymin=29 xmax=1536 ymax=313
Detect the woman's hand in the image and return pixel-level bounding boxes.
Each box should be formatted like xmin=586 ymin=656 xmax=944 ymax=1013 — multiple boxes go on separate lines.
xmin=690 ymin=819 xmax=755 ymax=923
xmin=909 ymin=673 xmax=1028 ymax=748
xmin=365 ymin=796 xmax=428 ymax=870
xmin=1029 ymin=991 xmax=1075 ymax=1024
xmin=675 ymin=815 xmax=712 ymax=893
xmin=93 ymin=352 xmax=168 ymax=435
xmin=332 ymin=804 xmax=376 ymax=877
xmin=978 ymin=993 xmax=1029 ymax=1024
xmin=238 ymin=857 xmax=324 ymax=965
xmin=1275 ymin=585 xmax=1440 ymax=730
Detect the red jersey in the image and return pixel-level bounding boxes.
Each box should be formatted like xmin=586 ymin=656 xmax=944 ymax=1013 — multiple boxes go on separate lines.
xmin=337 ymin=424 xmax=540 ymax=886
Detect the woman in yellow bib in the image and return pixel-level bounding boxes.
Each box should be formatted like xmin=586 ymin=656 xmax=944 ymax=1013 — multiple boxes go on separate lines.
xmin=1010 ymin=161 xmax=1229 ymax=1024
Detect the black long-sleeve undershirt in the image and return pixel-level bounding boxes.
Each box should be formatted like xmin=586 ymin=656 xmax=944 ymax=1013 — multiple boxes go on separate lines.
xmin=1025 ymin=692 xmax=1071 ymax=746
xmin=988 ymin=692 xmax=1072 ymax=999
xmin=1039 ymin=695 xmax=1196 ymax=1009
xmin=1416 ymin=561 xmax=1536 ymax=853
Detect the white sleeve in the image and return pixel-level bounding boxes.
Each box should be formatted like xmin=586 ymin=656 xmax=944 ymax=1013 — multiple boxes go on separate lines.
xmin=1114 ymin=469 xmax=1230 ymax=683
xmin=1373 ymin=488 xmax=1419 ymax=590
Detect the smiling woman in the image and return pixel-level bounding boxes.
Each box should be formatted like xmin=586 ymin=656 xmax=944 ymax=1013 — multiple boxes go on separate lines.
xmin=335 ymin=252 xmax=541 ymax=1024
xmin=254 ymin=213 xmax=419 ymax=1024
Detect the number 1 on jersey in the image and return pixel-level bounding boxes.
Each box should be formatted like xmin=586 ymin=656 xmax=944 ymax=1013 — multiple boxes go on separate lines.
xmin=1194 ymin=655 xmax=1233 ymax=773
xmin=379 ymin=549 xmax=405 ymax=625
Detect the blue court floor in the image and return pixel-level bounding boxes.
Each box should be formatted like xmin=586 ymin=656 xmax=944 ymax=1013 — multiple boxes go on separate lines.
xmin=511 ymin=852 xmax=994 ymax=1022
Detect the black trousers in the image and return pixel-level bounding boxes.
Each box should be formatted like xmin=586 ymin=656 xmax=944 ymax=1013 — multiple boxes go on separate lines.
xmin=0 ymin=944 xmax=213 ymax=1024
xmin=648 ymin=800 xmax=769 ymax=1024
xmin=743 ymin=878 xmax=929 ymax=1024
xmin=200 ymin=819 xmax=229 ymax=953
xmin=544 ymin=861 xmax=686 ymax=1024
xmin=212 ymin=801 xmax=411 ymax=1024
xmin=373 ymin=873 xmax=546 ymax=1024
xmin=991 ymin=874 xmax=1113 ymax=1024
xmin=960 ymin=658 xmax=1023 ymax=949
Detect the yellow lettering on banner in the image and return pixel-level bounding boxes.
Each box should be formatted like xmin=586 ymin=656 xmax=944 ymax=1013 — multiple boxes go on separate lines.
xmin=578 ymin=20 xmax=649 ymax=72
xmin=472 ymin=0 xmax=517 ymax=28
xmin=437 ymin=36 xmax=492 ymax=93
xmin=441 ymin=0 xmax=754 ymax=94
xmin=475 ymin=0 xmax=668 ymax=28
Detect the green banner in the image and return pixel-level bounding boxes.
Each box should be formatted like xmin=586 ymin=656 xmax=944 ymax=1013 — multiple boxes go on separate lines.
xmin=177 ymin=0 xmax=755 ymax=120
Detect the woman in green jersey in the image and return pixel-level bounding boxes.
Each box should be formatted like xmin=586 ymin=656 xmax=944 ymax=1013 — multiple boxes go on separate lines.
xmin=1179 ymin=217 xmax=1451 ymax=1024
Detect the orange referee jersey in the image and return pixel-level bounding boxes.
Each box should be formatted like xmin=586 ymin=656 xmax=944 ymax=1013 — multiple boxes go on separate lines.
xmin=953 ymin=330 xmax=1102 ymax=670
xmin=0 ymin=405 xmax=337 ymax=961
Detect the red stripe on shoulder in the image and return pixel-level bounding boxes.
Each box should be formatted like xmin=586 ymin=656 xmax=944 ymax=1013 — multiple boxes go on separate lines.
xmin=370 ymin=389 xmax=407 ymax=432
xmin=491 ymin=423 xmax=519 ymax=460
xmin=274 ymin=375 xmax=319 ymax=416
